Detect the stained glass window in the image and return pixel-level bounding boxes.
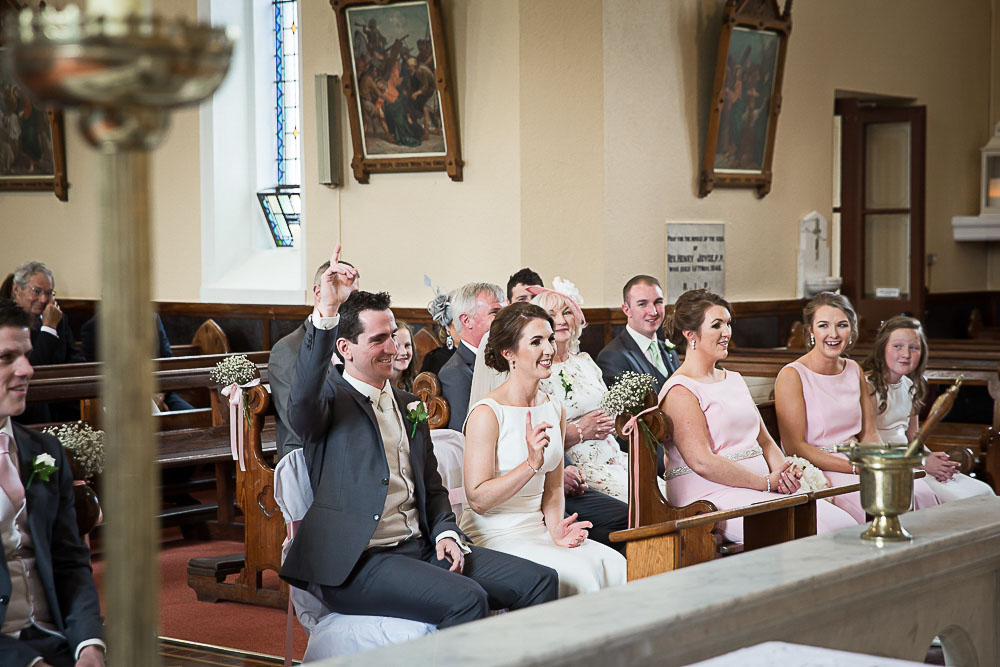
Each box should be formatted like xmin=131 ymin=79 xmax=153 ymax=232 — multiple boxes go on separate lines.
xmin=260 ymin=0 xmax=302 ymax=247
xmin=258 ymin=186 xmax=301 ymax=247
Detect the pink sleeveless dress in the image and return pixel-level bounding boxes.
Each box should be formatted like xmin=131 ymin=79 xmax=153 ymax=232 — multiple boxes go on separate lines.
xmin=786 ymin=359 xmax=939 ymax=522
xmin=661 ymin=370 xmax=856 ymax=543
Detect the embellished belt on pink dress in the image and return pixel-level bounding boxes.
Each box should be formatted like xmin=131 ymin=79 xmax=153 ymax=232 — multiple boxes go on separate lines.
xmin=664 ymin=446 xmax=763 ymax=481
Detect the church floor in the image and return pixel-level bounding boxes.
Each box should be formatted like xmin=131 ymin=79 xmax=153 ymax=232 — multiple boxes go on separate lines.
xmin=91 ymin=528 xmax=308 ymax=661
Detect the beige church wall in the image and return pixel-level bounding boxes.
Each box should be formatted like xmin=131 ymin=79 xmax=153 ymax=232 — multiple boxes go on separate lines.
xmin=603 ymin=0 xmax=993 ymax=304
xmin=299 ymin=0 xmax=524 ymax=308
xmin=518 ymin=0 xmax=607 ymax=305
xmin=0 ymin=0 xmax=202 ymax=302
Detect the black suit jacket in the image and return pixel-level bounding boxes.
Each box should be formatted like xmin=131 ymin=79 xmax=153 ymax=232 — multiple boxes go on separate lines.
xmin=0 ymin=424 xmax=103 ymax=665
xmin=29 ymin=317 xmax=85 ymax=367
xmin=438 ymin=343 xmax=476 ymax=431
xmin=279 ymin=321 xmax=459 ymax=589
xmin=16 ymin=318 xmax=85 ymax=425
xmin=595 ymin=328 xmax=680 ymax=394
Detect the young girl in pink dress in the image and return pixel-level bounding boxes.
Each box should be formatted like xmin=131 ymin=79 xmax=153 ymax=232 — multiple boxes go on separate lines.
xmin=659 ymin=290 xmax=857 ymax=543
xmin=774 ymin=293 xmax=939 ymax=523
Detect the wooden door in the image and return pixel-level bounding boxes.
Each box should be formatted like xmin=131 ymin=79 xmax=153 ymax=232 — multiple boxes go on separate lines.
xmin=836 ymin=99 xmax=926 ymax=337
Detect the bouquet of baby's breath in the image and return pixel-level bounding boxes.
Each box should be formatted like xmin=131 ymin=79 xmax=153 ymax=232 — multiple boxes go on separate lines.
xmin=211 ymin=355 xmax=259 ymax=430
xmin=43 ymin=421 xmax=104 ymax=483
xmin=601 ymin=371 xmax=659 ymax=461
xmin=210 ymin=355 xmax=257 ymax=387
xmin=785 ymin=455 xmax=831 ymax=495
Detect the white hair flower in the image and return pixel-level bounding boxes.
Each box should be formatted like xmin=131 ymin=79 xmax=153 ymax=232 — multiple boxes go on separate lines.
xmin=551 ymin=276 xmax=583 ymax=307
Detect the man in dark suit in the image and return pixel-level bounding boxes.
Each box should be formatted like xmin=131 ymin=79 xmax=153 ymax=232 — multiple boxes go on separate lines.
xmin=280 ymin=248 xmax=556 ymax=627
xmin=269 ymin=260 xmax=355 ymax=458
xmin=438 ymin=282 xmax=505 ymax=431
xmin=0 ymin=299 xmax=104 ymax=667
xmin=10 ymin=262 xmax=85 ymax=425
xmin=596 ymin=274 xmax=680 ymax=393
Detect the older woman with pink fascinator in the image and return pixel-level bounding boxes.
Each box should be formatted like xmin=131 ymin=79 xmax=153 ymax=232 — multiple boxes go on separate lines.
xmin=525 ymin=278 xmax=664 ymax=502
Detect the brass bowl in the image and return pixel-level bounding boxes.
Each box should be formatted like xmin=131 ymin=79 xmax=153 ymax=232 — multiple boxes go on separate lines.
xmin=838 ymin=442 xmax=925 ymax=542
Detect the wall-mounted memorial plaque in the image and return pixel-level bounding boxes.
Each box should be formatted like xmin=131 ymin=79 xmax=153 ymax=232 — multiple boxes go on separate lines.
xmin=665 ymin=223 xmax=726 ymax=304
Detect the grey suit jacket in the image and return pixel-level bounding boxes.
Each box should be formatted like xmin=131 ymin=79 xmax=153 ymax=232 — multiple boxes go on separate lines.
xmin=0 ymin=424 xmax=103 ymax=666
xmin=595 ymin=328 xmax=680 ymax=394
xmin=269 ymin=321 xmax=342 ymax=458
xmin=438 ymin=343 xmax=476 ymax=431
xmin=279 ymin=321 xmax=459 ymax=589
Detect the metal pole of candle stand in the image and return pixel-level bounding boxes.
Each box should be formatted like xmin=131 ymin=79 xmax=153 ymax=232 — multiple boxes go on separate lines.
xmin=3 ymin=7 xmax=234 ymax=664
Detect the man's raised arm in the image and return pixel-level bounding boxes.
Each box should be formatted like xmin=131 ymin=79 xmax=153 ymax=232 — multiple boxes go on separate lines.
xmin=287 ymin=245 xmax=358 ymax=444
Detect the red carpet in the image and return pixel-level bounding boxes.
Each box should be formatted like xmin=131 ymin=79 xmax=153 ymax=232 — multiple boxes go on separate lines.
xmin=91 ymin=532 xmax=308 ymax=660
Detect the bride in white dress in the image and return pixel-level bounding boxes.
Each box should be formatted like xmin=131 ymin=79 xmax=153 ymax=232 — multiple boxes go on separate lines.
xmin=461 ymin=302 xmax=626 ymax=598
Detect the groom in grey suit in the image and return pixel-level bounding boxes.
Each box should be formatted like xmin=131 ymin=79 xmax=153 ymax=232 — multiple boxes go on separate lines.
xmin=279 ymin=248 xmax=556 ymax=627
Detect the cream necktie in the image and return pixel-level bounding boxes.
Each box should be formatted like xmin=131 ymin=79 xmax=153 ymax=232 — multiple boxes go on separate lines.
xmin=0 ymin=433 xmax=25 ymax=508
xmin=375 ymin=390 xmax=403 ymax=446
xmin=648 ymin=339 xmax=669 ymax=376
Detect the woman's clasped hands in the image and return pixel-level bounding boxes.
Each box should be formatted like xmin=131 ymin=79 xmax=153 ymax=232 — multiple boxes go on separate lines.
xmin=768 ymin=460 xmax=803 ymax=494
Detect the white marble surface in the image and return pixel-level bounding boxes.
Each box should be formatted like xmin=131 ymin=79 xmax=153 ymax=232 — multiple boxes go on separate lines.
xmin=314 ymin=496 xmax=1000 ymax=667
xmin=685 ymin=641 xmax=925 ymax=666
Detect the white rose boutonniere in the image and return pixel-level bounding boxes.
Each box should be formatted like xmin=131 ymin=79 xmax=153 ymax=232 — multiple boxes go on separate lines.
xmin=406 ymin=400 xmax=429 ymax=438
xmin=27 ymin=453 xmax=58 ymax=489
xmin=662 ymin=338 xmax=676 ymax=350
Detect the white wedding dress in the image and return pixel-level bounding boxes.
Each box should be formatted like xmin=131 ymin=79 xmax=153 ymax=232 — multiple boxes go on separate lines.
xmin=538 ymin=353 xmax=666 ymax=502
xmin=459 ymin=396 xmax=626 ymax=598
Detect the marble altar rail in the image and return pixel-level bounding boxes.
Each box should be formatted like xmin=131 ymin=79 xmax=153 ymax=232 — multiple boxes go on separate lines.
xmin=315 ymin=496 xmax=1000 ymax=667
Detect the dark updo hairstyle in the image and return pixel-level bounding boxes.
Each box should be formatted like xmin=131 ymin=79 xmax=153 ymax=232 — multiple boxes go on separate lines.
xmin=802 ymin=291 xmax=858 ymax=352
xmin=861 ymin=315 xmax=929 ymax=415
xmin=483 ymin=302 xmax=554 ymax=373
xmin=664 ymin=289 xmax=732 ymax=350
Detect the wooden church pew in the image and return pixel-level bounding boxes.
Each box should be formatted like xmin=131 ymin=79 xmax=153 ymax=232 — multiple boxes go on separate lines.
xmin=608 ymin=392 xmax=862 ymax=581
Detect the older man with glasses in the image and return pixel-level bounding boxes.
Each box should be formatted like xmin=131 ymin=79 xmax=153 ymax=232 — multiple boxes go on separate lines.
xmin=7 ymin=261 xmax=84 ymax=423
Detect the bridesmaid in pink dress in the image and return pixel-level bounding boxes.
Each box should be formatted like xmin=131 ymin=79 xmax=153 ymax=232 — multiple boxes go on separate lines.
xmin=774 ymin=292 xmax=940 ymax=523
xmin=659 ymin=290 xmax=857 ymax=543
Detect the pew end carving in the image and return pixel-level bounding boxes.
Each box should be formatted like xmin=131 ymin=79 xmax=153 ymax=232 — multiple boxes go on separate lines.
xmin=187 ymin=382 xmax=288 ymax=609
xmin=412 ymin=372 xmax=451 ymax=430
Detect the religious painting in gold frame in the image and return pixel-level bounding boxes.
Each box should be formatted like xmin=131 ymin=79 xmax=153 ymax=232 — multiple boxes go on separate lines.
xmin=332 ymin=0 xmax=463 ymax=183
xmin=0 ymin=0 xmax=68 ymax=201
xmin=699 ymin=0 xmax=791 ymax=199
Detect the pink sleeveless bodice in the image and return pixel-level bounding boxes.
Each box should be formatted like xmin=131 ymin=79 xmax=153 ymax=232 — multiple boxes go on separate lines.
xmin=787 ymin=359 xmax=862 ymax=448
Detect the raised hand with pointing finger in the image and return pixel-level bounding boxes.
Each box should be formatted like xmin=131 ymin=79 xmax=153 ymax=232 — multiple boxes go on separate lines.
xmin=525 ymin=410 xmax=552 ymax=472
xmin=317 ymin=243 xmax=359 ymax=317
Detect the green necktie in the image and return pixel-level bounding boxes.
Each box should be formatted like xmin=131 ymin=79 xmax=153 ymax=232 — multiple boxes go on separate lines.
xmin=648 ymin=339 xmax=669 ymax=376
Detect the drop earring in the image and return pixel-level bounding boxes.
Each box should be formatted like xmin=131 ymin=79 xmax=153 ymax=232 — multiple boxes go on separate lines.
xmin=809 ymin=334 xmax=815 ymax=347
xmin=510 ymin=359 xmax=516 ymax=370
xmin=690 ymin=339 xmax=697 ymax=351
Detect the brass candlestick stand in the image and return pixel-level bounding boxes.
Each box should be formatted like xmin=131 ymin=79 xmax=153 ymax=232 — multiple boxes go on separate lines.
xmin=3 ymin=5 xmax=233 ymax=664
xmin=838 ymin=378 xmax=963 ymax=543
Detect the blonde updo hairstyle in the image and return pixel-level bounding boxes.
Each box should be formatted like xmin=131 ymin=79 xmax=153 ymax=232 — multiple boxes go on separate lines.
xmin=803 ymin=291 xmax=858 ymax=352
xmin=483 ymin=302 xmax=554 ymax=373
xmin=664 ymin=289 xmax=733 ymax=350
xmin=530 ymin=291 xmax=584 ymax=353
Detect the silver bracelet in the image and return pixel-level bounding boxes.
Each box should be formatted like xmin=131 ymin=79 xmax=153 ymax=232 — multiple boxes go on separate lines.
xmin=765 ymin=475 xmax=771 ymax=493
xmin=526 ymin=459 xmax=542 ymax=473
xmin=572 ymin=422 xmax=584 ymax=443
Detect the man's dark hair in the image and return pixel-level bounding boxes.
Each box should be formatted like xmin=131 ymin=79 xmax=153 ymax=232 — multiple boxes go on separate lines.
xmin=506 ymin=268 xmax=543 ymax=301
xmin=623 ymin=274 xmax=661 ymax=304
xmin=0 ymin=299 xmax=32 ymax=329
xmin=338 ymin=291 xmax=392 ymax=343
